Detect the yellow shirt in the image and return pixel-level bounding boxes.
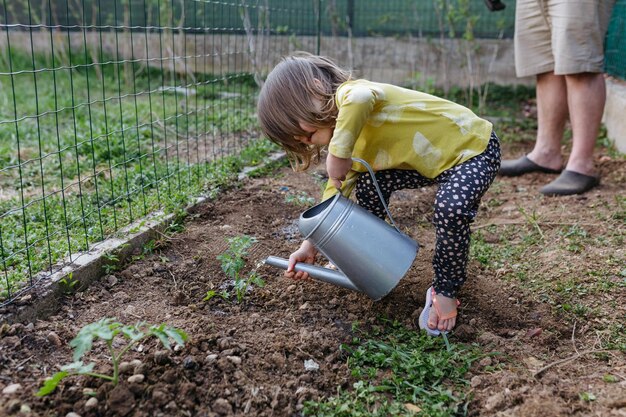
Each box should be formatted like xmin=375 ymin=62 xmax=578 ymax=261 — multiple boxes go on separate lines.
xmin=322 ymin=79 xmax=493 ymax=200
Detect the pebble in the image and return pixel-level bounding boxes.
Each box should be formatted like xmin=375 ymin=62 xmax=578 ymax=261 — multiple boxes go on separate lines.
xmin=205 ymin=354 xmax=218 ymax=363
xmin=46 ymin=332 xmax=63 ymax=347
xmin=5 ymin=399 xmax=20 ymax=413
xmin=183 ymin=356 xmax=199 ymax=370
xmin=212 ymin=398 xmax=233 ymax=415
xmin=66 ymin=413 xmax=82 ymax=417
xmin=304 ymin=359 xmax=319 ymax=371
xmin=154 ymin=350 xmax=171 ymax=365
xmin=227 ymin=355 xmax=242 ymax=365
xmin=128 ymin=374 xmax=145 ymax=383
xmin=2 ymin=383 xmax=22 ymax=395
xmin=105 ymin=275 xmax=118 ymax=287
xmin=84 ymin=397 xmax=98 ymax=409
xmin=478 ymin=357 xmax=493 ymax=367
xmin=118 ymin=361 xmax=134 ymax=374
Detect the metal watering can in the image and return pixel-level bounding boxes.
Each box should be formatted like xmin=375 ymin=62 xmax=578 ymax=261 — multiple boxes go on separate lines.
xmin=265 ymin=158 xmax=419 ymax=301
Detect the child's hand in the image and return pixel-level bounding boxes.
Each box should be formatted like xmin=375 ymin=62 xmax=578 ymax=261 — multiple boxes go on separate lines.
xmin=326 ymin=153 xmax=353 ymax=189
xmin=286 ymin=240 xmax=317 ymax=280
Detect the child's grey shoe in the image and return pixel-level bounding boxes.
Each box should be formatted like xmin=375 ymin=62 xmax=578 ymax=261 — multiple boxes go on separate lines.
xmin=418 ymin=286 xmax=442 ymax=337
xmin=540 ymin=170 xmax=600 ymax=196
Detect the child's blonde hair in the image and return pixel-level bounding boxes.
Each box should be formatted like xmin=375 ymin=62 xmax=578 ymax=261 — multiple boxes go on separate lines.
xmin=257 ymin=52 xmax=350 ymax=170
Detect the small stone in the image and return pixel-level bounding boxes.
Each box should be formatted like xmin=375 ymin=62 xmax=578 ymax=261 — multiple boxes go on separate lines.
xmin=24 ymin=323 xmax=35 ymax=332
xmin=227 ymin=356 xmax=242 ymax=365
xmin=154 ymin=350 xmax=171 ymax=365
xmin=135 ymin=363 xmax=150 ymax=376
xmin=84 ymin=397 xmax=98 ymax=409
xmin=217 ymin=337 xmax=232 ymax=350
xmin=478 ymin=357 xmax=493 ymax=367
xmin=299 ymin=302 xmax=309 ymax=310
xmin=16 ymin=294 xmax=32 ymax=305
xmin=212 ymin=398 xmax=233 ymax=415
xmin=304 ymin=359 xmax=319 ymax=371
xmin=2 ymin=383 xmax=22 ymax=395
xmin=470 ymin=375 xmax=485 ymax=388
xmin=205 ymin=354 xmax=218 ymax=363
xmin=20 ymin=403 xmax=31 ymax=413
xmin=47 ymin=331 xmax=63 ymax=347
xmin=183 ymin=356 xmax=199 ymax=370
xmin=118 ymin=361 xmax=134 ymax=374
xmin=127 ymin=374 xmax=145 ymax=384
xmin=105 ymin=275 xmax=118 ymax=287
xmin=174 ymin=344 xmax=183 ymax=353
xmin=524 ymin=328 xmax=543 ymax=339
xmin=129 ymin=359 xmax=142 ymax=368
xmin=5 ymin=399 xmax=20 ymax=413
xmin=66 ymin=413 xmax=82 ymax=417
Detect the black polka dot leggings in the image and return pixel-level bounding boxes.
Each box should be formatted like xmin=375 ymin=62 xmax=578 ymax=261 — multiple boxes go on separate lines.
xmin=355 ymin=132 xmax=501 ymax=299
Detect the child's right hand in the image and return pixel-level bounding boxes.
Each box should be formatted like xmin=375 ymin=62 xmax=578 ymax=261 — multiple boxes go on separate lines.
xmin=326 ymin=153 xmax=353 ymax=189
xmin=286 ymin=240 xmax=317 ymax=280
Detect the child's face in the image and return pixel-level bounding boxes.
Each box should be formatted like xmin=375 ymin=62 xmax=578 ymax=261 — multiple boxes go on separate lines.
xmin=295 ymin=122 xmax=333 ymax=146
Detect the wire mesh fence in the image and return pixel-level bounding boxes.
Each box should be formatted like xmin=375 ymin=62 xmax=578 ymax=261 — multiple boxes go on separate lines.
xmin=0 ymin=0 xmax=286 ymax=305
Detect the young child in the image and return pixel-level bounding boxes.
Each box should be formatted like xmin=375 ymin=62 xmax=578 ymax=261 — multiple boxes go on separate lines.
xmin=257 ymin=53 xmax=501 ymax=335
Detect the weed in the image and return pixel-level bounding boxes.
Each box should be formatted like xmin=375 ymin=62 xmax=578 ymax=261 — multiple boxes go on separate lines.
xmin=203 ymin=290 xmax=229 ymax=302
xmin=58 ymin=272 xmax=80 ymax=295
xmin=304 ymin=319 xmax=482 ymax=416
xmin=285 ymin=191 xmax=316 ymax=207
xmin=102 ymin=252 xmax=120 ymax=274
xmin=216 ymin=235 xmax=265 ymax=303
xmin=37 ymin=318 xmax=187 ymax=396
xmin=579 ymin=392 xmax=596 ymax=402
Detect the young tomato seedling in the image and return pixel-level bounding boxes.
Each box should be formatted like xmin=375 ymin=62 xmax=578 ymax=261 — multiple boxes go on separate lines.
xmin=216 ymin=235 xmax=265 ymax=303
xmin=37 ymin=318 xmax=187 ymax=396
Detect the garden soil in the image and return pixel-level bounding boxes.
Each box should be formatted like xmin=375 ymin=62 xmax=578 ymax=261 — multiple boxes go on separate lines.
xmin=1 ymin=140 xmax=625 ymax=417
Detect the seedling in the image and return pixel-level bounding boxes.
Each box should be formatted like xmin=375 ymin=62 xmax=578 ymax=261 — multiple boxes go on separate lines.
xmin=216 ymin=235 xmax=265 ymax=303
xmin=37 ymin=318 xmax=187 ymax=396
xmin=58 ymin=272 xmax=79 ymax=294
xmin=285 ymin=191 xmax=315 ymax=207
xmin=203 ymin=289 xmax=229 ymax=302
xmin=102 ymin=252 xmax=120 ymax=274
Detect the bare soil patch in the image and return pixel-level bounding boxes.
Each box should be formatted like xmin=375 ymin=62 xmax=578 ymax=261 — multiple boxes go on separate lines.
xmin=1 ymin=140 xmax=625 ymax=417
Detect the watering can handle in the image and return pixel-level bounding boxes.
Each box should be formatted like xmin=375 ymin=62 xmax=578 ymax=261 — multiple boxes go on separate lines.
xmin=350 ymin=157 xmax=402 ymax=234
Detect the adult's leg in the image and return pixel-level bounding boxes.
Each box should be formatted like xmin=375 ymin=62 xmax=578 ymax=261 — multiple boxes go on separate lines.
xmin=564 ymin=72 xmax=605 ymax=175
xmin=526 ymin=71 xmax=568 ymax=171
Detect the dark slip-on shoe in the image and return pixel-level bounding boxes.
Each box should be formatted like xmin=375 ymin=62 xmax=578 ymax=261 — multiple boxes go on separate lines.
xmin=540 ymin=170 xmax=600 ymax=196
xmin=484 ymin=0 xmax=506 ymax=11
xmin=499 ymin=156 xmax=562 ymax=177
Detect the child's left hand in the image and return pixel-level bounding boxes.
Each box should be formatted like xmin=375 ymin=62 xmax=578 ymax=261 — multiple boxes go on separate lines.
xmin=326 ymin=153 xmax=353 ymax=189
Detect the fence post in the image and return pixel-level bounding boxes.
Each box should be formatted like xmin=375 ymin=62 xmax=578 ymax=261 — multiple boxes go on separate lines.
xmin=316 ymin=0 xmax=322 ymax=55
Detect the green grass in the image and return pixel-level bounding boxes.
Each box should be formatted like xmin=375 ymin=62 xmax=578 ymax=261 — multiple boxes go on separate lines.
xmin=0 ymin=49 xmax=268 ymax=300
xmin=304 ymin=319 xmax=484 ymax=416
xmin=469 ymin=196 xmax=626 ymax=351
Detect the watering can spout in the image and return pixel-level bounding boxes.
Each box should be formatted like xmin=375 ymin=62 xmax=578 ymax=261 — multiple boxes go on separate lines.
xmin=263 ymin=256 xmax=360 ymax=293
